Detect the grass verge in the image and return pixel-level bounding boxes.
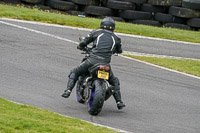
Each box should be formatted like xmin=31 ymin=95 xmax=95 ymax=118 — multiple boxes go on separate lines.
xmin=0 ymin=98 xmax=118 ymax=133
xmin=0 ymin=3 xmax=200 ymax=43
xmin=124 ymin=55 xmax=200 ymax=77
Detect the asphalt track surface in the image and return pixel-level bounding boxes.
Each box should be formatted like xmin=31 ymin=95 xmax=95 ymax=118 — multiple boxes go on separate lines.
xmin=0 ymin=18 xmax=200 ymax=133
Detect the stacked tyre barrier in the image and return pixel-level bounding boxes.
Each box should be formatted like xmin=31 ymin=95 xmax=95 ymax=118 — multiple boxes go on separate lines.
xmin=1 ymin=0 xmax=200 ymax=31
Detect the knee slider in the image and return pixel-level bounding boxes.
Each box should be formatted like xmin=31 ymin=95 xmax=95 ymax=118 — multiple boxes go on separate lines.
xmin=114 ymin=77 xmax=120 ymax=86
xmin=68 ymin=70 xmax=78 ymax=80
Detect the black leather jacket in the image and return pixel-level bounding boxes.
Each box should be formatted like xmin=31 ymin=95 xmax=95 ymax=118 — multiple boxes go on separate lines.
xmin=79 ymin=29 xmax=122 ymax=63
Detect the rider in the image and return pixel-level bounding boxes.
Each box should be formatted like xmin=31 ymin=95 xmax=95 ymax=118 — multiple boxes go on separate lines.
xmin=61 ymin=17 xmax=125 ymax=110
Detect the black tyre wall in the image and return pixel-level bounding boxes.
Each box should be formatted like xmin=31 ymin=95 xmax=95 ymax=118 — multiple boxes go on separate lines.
xmin=107 ymin=0 xmax=135 ymax=10
xmin=187 ymin=18 xmax=200 ymax=28
xmin=4 ymin=0 xmax=200 ymax=31
xmin=148 ymin=0 xmax=182 ymax=6
xmin=72 ymin=0 xmax=100 ymax=6
xmin=65 ymin=0 xmax=73 ymax=2
xmin=154 ymin=13 xmax=173 ymax=23
xmin=154 ymin=13 xmax=186 ymax=24
xmin=49 ymin=0 xmax=78 ymax=11
xmin=38 ymin=5 xmax=52 ymax=10
xmin=67 ymin=11 xmax=86 ymax=16
xmin=119 ymin=10 xmax=152 ymax=20
xmin=182 ymin=0 xmax=200 ymax=10
xmin=169 ymin=6 xmax=200 ymax=18
xmin=131 ymin=20 xmax=162 ymax=27
xmin=164 ymin=23 xmax=191 ymax=30
xmin=141 ymin=4 xmax=167 ymax=13
xmin=21 ymin=0 xmax=44 ymax=4
xmin=44 ymin=0 xmax=50 ymax=6
xmin=121 ymin=0 xmax=147 ymax=4
xmin=101 ymin=0 xmax=108 ymax=6
xmin=1 ymin=0 xmax=21 ymax=4
xmin=173 ymin=17 xmax=187 ymax=24
xmin=84 ymin=6 xmax=115 ymax=16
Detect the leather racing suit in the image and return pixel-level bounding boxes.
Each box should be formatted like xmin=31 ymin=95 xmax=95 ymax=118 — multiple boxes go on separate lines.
xmin=62 ymin=28 xmax=125 ymax=109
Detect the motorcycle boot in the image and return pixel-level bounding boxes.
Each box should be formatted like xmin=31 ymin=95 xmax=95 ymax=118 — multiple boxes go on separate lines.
xmin=61 ymin=72 xmax=77 ymax=98
xmin=61 ymin=90 xmax=71 ymax=98
xmin=113 ymin=90 xmax=126 ymax=109
xmin=117 ymin=101 xmax=126 ymax=110
xmin=110 ymin=76 xmax=125 ymax=109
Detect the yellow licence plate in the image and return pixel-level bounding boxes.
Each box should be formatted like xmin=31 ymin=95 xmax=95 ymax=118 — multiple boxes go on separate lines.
xmin=98 ymin=71 xmax=109 ymax=80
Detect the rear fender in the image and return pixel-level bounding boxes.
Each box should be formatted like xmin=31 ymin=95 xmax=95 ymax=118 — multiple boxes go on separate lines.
xmin=88 ymin=63 xmax=110 ymax=77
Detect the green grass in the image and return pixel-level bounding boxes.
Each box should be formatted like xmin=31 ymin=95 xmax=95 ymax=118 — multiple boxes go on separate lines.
xmin=1 ymin=3 xmax=199 ymax=133
xmin=0 ymin=98 xmax=118 ymax=133
xmin=124 ymin=55 xmax=200 ymax=77
xmin=0 ymin=3 xmax=200 ymax=43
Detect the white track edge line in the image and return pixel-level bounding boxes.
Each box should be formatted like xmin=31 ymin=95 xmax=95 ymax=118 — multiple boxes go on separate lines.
xmin=1 ymin=20 xmax=199 ymax=80
xmin=6 ymin=99 xmax=131 ymax=133
xmin=1 ymin=18 xmax=200 ymax=46
xmin=1 ymin=19 xmax=200 ymax=61
xmin=0 ymin=20 xmax=131 ymax=133
xmin=2 ymin=18 xmax=199 ymax=132
xmin=123 ymin=51 xmax=200 ymax=61
xmin=0 ymin=20 xmax=79 ymax=45
xmin=2 ymin=19 xmax=199 ymax=61
xmin=120 ymin=55 xmax=200 ymax=80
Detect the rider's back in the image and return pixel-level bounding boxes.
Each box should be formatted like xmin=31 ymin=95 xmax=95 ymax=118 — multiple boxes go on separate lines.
xmin=89 ymin=29 xmax=121 ymax=63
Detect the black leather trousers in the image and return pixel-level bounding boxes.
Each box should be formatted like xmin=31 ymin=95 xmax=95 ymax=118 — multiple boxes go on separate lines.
xmin=66 ymin=57 xmax=123 ymax=103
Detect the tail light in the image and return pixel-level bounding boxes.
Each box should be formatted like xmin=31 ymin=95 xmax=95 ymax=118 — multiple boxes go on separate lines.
xmin=99 ymin=65 xmax=110 ymax=71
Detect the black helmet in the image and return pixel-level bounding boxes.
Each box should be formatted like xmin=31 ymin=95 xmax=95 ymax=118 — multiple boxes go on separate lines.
xmin=100 ymin=17 xmax=115 ymax=31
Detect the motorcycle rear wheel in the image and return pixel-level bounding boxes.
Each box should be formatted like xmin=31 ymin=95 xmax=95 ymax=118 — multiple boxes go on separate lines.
xmin=76 ymin=79 xmax=85 ymax=104
xmin=88 ymin=80 xmax=106 ymax=115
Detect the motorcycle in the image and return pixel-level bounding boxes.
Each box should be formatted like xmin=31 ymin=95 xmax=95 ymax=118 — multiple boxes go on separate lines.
xmin=76 ymin=37 xmax=115 ymax=116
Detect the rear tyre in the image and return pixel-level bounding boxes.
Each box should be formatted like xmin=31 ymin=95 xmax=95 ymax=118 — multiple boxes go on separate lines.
xmin=88 ymin=80 xmax=106 ymax=116
xmin=76 ymin=77 xmax=85 ymax=104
